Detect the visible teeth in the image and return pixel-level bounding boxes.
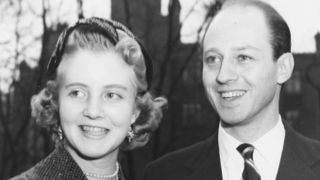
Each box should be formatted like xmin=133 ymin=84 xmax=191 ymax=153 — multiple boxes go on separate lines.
xmin=82 ymin=126 xmax=105 ymax=132
xmin=81 ymin=126 xmax=108 ymax=136
xmin=221 ymin=91 xmax=245 ymax=98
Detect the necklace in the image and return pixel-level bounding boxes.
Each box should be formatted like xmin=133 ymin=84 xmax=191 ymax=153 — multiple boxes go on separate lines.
xmin=84 ymin=162 xmax=119 ymax=179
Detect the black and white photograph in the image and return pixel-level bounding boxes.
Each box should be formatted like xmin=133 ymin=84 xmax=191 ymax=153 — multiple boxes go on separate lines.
xmin=1 ymin=0 xmax=320 ymax=180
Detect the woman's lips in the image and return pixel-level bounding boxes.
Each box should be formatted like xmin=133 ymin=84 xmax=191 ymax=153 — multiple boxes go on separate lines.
xmin=80 ymin=125 xmax=109 ymax=137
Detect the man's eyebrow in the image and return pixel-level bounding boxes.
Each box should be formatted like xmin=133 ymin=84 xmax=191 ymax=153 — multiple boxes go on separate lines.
xmin=65 ymin=83 xmax=87 ymax=88
xmin=204 ymin=47 xmax=223 ymax=55
xmin=232 ymin=45 xmax=261 ymax=51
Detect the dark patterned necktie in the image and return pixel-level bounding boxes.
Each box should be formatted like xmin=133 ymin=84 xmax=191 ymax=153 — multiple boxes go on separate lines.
xmin=237 ymin=143 xmax=261 ymax=180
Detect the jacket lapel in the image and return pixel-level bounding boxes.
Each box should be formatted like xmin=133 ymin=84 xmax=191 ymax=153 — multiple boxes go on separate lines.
xmin=276 ymin=126 xmax=320 ymax=180
xmin=179 ymin=124 xmax=320 ymax=180
xmin=184 ymin=133 xmax=223 ymax=180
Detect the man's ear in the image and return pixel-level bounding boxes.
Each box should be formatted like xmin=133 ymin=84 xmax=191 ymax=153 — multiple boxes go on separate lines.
xmin=277 ymin=53 xmax=294 ymax=84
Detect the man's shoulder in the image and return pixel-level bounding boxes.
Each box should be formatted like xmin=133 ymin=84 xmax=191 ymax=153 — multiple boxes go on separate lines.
xmin=284 ymin=125 xmax=320 ymax=171
xmin=156 ymin=139 xmax=210 ymax=164
xmin=278 ymin=126 xmax=320 ymax=179
xmin=287 ymin=126 xmax=320 ymax=155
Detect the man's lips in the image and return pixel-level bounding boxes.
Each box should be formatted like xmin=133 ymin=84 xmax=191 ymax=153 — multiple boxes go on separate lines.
xmin=219 ymin=90 xmax=247 ymax=100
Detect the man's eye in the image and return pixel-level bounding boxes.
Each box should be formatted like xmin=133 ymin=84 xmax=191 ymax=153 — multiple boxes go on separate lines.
xmin=238 ymin=55 xmax=253 ymax=62
xmin=205 ymin=56 xmax=222 ymax=65
xmin=69 ymin=90 xmax=86 ymax=98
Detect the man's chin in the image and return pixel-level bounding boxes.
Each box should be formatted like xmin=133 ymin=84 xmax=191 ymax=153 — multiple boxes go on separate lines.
xmin=220 ymin=116 xmax=246 ymax=128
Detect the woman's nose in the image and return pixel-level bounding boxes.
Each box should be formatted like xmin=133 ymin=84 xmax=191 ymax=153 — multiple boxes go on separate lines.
xmin=82 ymin=97 xmax=104 ymax=120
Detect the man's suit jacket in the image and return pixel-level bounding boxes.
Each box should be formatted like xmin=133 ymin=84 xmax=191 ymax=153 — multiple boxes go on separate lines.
xmin=143 ymin=125 xmax=320 ymax=180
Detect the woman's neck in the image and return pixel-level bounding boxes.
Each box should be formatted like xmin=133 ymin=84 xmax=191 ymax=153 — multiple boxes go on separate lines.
xmin=64 ymin=144 xmax=119 ymax=176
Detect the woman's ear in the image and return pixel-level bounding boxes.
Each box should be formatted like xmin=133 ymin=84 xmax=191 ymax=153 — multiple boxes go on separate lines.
xmin=131 ymin=109 xmax=140 ymax=124
xmin=277 ymin=53 xmax=295 ymax=84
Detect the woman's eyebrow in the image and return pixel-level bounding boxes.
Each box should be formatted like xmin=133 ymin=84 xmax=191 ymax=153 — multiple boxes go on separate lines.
xmin=103 ymin=84 xmax=128 ymax=91
xmin=63 ymin=83 xmax=129 ymax=91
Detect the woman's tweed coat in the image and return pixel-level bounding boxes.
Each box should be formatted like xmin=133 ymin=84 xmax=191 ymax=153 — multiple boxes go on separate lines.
xmin=10 ymin=146 xmax=125 ymax=180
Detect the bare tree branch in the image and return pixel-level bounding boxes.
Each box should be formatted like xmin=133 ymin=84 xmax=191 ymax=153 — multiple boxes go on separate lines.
xmin=1 ymin=1 xmax=26 ymax=169
xmin=77 ymin=0 xmax=84 ymax=19
xmin=26 ymin=1 xmax=42 ymax=17
xmin=0 ymin=40 xmax=10 ymax=45
xmin=155 ymin=0 xmax=176 ymax=95
xmin=13 ymin=0 xmax=50 ymax=164
xmin=19 ymin=36 xmax=42 ymax=53
xmin=14 ymin=0 xmax=23 ymax=66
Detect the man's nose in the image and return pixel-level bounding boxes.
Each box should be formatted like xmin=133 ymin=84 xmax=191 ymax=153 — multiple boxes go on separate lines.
xmin=83 ymin=97 xmax=104 ymax=120
xmin=216 ymin=59 xmax=238 ymax=84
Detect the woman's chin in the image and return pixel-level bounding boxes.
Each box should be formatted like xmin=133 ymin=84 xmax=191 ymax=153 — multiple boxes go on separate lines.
xmin=79 ymin=146 xmax=118 ymax=160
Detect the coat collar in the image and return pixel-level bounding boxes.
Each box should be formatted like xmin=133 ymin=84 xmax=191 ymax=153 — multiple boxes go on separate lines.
xmin=181 ymin=124 xmax=320 ymax=180
xmin=276 ymin=125 xmax=320 ymax=180
xmin=183 ymin=132 xmax=222 ymax=180
xmin=32 ymin=145 xmax=88 ymax=180
xmin=38 ymin=146 xmax=126 ymax=180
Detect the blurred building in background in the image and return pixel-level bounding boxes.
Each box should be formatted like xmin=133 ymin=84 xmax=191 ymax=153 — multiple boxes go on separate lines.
xmin=281 ymin=33 xmax=320 ymax=140
xmin=112 ymin=1 xmax=320 ymax=179
xmin=1 ymin=0 xmax=319 ymax=180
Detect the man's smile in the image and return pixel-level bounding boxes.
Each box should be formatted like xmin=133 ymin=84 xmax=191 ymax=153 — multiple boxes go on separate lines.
xmin=219 ymin=90 xmax=247 ymax=101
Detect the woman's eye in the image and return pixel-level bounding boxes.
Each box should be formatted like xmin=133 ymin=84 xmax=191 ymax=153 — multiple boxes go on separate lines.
xmin=104 ymin=92 xmax=122 ymax=100
xmin=68 ymin=90 xmax=86 ymax=98
xmin=238 ymin=54 xmax=253 ymax=62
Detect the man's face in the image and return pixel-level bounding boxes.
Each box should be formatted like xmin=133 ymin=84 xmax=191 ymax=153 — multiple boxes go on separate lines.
xmin=202 ymin=6 xmax=281 ymax=127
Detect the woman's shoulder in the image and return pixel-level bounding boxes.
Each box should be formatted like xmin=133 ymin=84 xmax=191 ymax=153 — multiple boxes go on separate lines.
xmin=9 ymin=166 xmax=41 ymax=180
xmin=9 ymin=153 xmax=55 ymax=180
xmin=9 ymin=146 xmax=87 ymax=180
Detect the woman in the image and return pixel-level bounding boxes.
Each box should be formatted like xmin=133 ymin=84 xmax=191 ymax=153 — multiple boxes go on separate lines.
xmin=10 ymin=17 xmax=167 ymax=180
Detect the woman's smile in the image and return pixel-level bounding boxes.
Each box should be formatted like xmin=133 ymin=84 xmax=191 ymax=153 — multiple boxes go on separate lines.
xmin=80 ymin=125 xmax=109 ymax=138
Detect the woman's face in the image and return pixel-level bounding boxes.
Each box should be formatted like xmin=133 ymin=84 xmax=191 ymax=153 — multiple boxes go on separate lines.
xmin=57 ymin=49 xmax=139 ymax=160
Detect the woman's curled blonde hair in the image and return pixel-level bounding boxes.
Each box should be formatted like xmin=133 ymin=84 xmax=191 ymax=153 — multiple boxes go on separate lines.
xmin=31 ymin=18 xmax=167 ymax=150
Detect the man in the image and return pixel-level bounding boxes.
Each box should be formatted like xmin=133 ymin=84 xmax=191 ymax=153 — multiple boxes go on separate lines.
xmin=143 ymin=0 xmax=320 ymax=180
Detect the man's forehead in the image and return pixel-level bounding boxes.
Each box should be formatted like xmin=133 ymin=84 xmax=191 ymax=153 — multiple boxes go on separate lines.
xmin=202 ymin=4 xmax=274 ymax=58
xmin=214 ymin=5 xmax=265 ymax=28
xmin=203 ymin=5 xmax=269 ymax=43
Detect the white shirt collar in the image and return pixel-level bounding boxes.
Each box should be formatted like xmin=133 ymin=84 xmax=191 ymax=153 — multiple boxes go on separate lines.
xmin=218 ymin=115 xmax=285 ymax=180
xmin=253 ymin=116 xmax=285 ymax=166
xmin=218 ymin=122 xmax=242 ymax=164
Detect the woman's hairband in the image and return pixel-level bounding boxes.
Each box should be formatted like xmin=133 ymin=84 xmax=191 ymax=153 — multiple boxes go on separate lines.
xmin=46 ymin=17 xmax=153 ymax=92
